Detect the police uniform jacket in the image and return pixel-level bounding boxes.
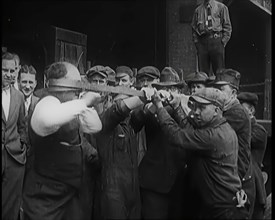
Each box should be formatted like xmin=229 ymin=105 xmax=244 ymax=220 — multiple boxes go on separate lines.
xmin=251 ymin=117 xmax=267 ymax=207
xmin=223 ymin=100 xmax=255 ymax=217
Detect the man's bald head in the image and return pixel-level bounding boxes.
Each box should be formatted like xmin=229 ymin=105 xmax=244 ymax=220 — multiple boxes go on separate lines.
xmin=45 ymin=62 xmax=81 ymax=81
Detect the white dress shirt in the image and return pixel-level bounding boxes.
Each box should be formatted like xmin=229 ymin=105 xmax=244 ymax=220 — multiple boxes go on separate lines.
xmin=2 ymin=86 xmax=11 ymax=120
xmin=31 ymin=95 xmax=102 ymax=137
xmin=13 ymin=81 xmax=19 ymax=90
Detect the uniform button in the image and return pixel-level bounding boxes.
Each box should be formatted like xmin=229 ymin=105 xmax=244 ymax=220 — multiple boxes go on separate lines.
xmin=118 ymin=134 xmax=125 ymax=138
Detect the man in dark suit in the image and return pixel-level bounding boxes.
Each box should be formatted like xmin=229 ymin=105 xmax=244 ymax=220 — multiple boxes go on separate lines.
xmin=212 ymin=69 xmax=254 ymax=218
xmin=18 ymin=64 xmax=40 ymax=173
xmin=238 ymin=92 xmax=268 ymax=219
xmin=131 ymin=67 xmax=187 ymax=219
xmin=2 ymin=52 xmax=27 ymax=220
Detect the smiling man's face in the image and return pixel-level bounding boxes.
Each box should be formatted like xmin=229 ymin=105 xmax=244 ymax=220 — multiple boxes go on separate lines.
xmin=18 ymin=72 xmax=37 ymax=98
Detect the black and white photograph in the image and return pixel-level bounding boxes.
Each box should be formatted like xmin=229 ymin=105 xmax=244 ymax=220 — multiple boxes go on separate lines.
xmin=2 ymin=0 xmax=272 ymax=219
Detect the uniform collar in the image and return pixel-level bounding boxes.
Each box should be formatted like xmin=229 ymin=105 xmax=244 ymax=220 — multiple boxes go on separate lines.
xmin=204 ymin=0 xmax=214 ymax=8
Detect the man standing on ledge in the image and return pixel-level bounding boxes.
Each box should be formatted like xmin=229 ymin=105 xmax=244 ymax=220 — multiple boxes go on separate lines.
xmin=191 ymin=0 xmax=232 ymax=76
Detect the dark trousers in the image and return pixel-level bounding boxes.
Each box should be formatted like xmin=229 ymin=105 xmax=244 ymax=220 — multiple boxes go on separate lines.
xmin=202 ymin=206 xmax=249 ymax=220
xmin=23 ymin=169 xmax=92 ymax=220
xmin=100 ymin=191 xmax=141 ymax=219
xmin=99 ymin=172 xmax=141 ymax=220
xmin=2 ymin=149 xmax=25 ymax=220
xmin=251 ymin=199 xmax=265 ymax=220
xmin=242 ymin=176 xmax=256 ymax=219
xmin=196 ymin=35 xmax=225 ymax=75
xmin=140 ymin=188 xmax=169 ymax=219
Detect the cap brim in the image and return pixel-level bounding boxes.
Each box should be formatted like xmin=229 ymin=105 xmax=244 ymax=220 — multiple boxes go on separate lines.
xmin=212 ymin=81 xmax=239 ymax=90
xmin=212 ymin=81 xmax=230 ymax=85
xmin=186 ymin=80 xmax=207 ymax=85
xmin=152 ymin=82 xmax=180 ymax=87
xmin=137 ymin=73 xmax=158 ymax=79
xmin=116 ymin=73 xmax=129 ymax=78
xmin=87 ymin=71 xmax=107 ymax=78
xmin=189 ymin=95 xmax=212 ymax=105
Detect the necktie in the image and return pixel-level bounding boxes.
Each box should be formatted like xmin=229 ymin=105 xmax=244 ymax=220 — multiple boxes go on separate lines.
xmin=206 ymin=4 xmax=212 ymax=30
xmin=25 ymin=99 xmax=29 ymax=116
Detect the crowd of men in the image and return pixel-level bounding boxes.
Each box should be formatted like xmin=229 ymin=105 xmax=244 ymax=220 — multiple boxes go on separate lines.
xmin=2 ymin=50 xmax=270 ymax=220
xmin=1 ymin=0 xmax=270 ymax=218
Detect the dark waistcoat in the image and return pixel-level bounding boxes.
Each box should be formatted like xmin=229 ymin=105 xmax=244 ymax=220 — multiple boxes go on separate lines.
xmin=30 ymin=118 xmax=83 ymax=188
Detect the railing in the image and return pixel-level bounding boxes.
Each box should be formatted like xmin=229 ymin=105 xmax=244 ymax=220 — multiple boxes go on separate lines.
xmin=257 ymin=119 xmax=272 ymax=137
xmin=249 ymin=0 xmax=272 ymax=14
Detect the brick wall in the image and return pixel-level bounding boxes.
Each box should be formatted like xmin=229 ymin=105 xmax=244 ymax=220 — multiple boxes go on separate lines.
xmin=166 ymin=0 xmax=198 ymax=80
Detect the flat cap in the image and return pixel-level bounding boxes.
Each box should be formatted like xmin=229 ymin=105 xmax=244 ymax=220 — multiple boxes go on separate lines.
xmin=137 ymin=66 xmax=160 ymax=79
xmin=212 ymin=68 xmax=241 ymax=90
xmin=237 ymin=92 xmax=258 ymax=107
xmin=115 ymin=66 xmax=134 ymax=78
xmin=86 ymin=65 xmax=108 ymax=79
xmin=105 ymin=66 xmax=116 ymax=85
xmin=189 ymin=87 xmax=226 ymax=109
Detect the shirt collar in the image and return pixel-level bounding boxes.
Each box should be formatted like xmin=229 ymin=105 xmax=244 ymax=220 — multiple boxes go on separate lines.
xmin=2 ymin=85 xmax=11 ymax=93
xmin=25 ymin=94 xmax=32 ymax=103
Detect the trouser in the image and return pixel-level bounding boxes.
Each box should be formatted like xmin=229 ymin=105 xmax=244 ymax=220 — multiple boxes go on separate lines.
xmin=100 ymin=191 xmax=141 ymax=219
xmin=252 ymin=199 xmax=265 ymax=220
xmin=242 ymin=176 xmax=256 ymax=219
xmin=99 ymin=166 xmax=141 ymax=219
xmin=2 ymin=149 xmax=25 ymax=220
xmin=168 ymin=168 xmax=186 ymax=220
xmin=201 ymin=206 xmax=249 ymax=219
xmin=140 ymin=188 xmax=170 ymax=219
xmin=196 ymin=35 xmax=225 ymax=75
xmin=23 ymin=169 xmax=92 ymax=220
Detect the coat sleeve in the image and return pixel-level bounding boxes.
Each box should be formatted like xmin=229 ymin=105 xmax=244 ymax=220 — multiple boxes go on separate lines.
xmin=251 ymin=122 xmax=267 ymax=168
xmin=156 ymin=107 xmax=212 ymax=151
xmin=129 ymin=106 xmax=147 ymax=133
xmin=191 ymin=7 xmax=200 ymax=43
xmin=99 ymin=99 xmax=131 ymax=133
xmin=221 ymin=4 xmax=232 ymax=46
xmin=225 ymin=107 xmax=251 ymax=179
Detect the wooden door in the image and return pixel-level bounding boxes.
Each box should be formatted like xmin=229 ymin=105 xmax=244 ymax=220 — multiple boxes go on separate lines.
xmin=41 ymin=26 xmax=87 ymax=75
xmin=55 ymin=27 xmax=87 ymax=75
